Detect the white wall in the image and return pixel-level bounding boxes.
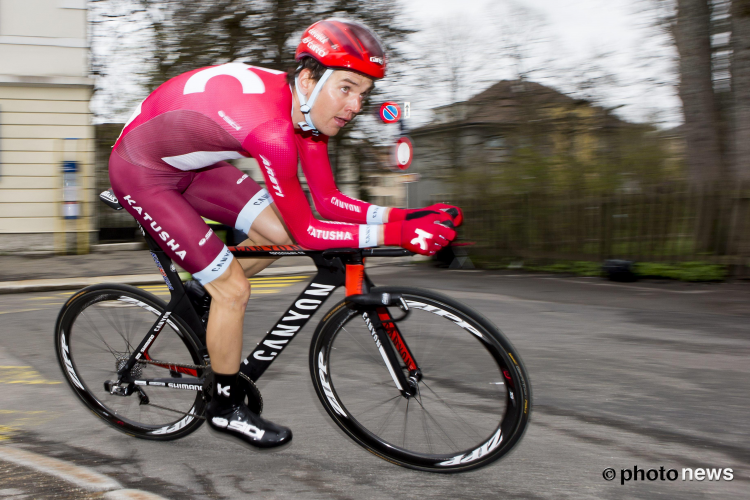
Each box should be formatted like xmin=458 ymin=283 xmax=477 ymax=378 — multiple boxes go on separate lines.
xmin=0 ymin=0 xmax=89 ymax=78
xmin=0 ymin=0 xmax=94 ymax=252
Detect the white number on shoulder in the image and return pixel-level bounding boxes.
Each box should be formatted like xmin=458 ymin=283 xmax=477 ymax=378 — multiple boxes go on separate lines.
xmin=183 ymin=63 xmax=283 ymax=95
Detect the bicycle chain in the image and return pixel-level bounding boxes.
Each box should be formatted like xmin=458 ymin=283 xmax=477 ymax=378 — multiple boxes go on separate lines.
xmin=143 ymin=401 xmax=207 ymax=420
xmin=136 ymin=360 xmax=255 ymax=386
xmin=135 ymin=360 xmax=261 ymax=413
xmin=137 ymin=359 xmax=207 ymax=370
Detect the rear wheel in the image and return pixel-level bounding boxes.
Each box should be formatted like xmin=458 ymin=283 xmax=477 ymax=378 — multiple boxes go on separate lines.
xmin=55 ymin=284 xmax=207 ymax=440
xmin=310 ymin=287 xmax=531 ymax=472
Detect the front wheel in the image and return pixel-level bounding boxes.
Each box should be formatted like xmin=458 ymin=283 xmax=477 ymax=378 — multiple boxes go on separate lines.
xmin=309 ymin=287 xmax=531 ymax=473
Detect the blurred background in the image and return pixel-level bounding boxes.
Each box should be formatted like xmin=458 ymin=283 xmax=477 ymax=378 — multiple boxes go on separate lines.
xmin=1 ymin=0 xmax=747 ymax=281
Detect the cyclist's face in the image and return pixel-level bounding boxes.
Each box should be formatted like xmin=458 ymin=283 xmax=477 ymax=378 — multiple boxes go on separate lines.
xmin=309 ymin=70 xmax=373 ymax=136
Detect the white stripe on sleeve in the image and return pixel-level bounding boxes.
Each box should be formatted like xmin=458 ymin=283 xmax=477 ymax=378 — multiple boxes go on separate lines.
xmin=366 ymin=205 xmax=387 ymax=224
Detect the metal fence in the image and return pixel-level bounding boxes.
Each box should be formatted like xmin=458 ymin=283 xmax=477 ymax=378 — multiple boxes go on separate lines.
xmin=458 ymin=183 xmax=750 ymax=271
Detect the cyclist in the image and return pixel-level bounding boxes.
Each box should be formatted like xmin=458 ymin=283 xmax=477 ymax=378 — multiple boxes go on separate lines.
xmin=108 ymin=18 xmax=462 ymax=450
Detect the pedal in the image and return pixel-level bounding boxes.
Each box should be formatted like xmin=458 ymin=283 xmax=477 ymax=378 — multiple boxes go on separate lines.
xmin=104 ymin=380 xmax=134 ymax=396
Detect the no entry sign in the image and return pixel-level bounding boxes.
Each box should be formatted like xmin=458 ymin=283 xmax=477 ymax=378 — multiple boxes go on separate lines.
xmin=393 ymin=136 xmax=413 ymax=170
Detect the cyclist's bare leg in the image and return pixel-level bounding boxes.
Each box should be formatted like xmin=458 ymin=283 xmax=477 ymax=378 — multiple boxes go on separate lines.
xmin=237 ymin=204 xmax=294 ymax=278
xmin=203 ymin=259 xmax=250 ymax=374
xmin=202 ymin=255 xmax=292 ymax=447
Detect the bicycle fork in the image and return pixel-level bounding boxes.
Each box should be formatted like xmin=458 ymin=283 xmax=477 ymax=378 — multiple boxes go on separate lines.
xmin=362 ymin=306 xmax=422 ymax=397
xmin=345 ymin=257 xmax=422 ymax=398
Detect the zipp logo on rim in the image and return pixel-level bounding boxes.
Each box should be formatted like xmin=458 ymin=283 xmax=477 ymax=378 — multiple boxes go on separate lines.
xmin=151 ymin=408 xmax=195 ymax=435
xmin=405 ymin=300 xmax=484 ymax=339
xmin=60 ymin=333 xmax=84 ymax=390
xmin=437 ymin=428 xmax=503 ymax=466
xmin=318 ymin=348 xmax=347 ymax=417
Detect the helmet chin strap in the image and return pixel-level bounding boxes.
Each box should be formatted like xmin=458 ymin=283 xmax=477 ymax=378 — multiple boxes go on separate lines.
xmin=295 ymin=68 xmax=334 ymax=133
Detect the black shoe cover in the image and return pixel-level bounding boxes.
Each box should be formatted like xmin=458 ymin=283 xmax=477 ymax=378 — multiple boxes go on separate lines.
xmin=206 ymin=402 xmax=292 ymax=450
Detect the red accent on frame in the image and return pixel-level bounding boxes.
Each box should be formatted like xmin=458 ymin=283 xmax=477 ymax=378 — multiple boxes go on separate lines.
xmin=228 ymin=244 xmax=306 ymax=253
xmin=377 ymin=307 xmax=417 ymax=372
xmin=143 ymin=352 xmax=198 ymax=377
xmin=345 ymin=264 xmax=365 ymax=296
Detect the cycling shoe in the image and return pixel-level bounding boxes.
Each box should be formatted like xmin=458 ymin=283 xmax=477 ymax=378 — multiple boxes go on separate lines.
xmin=206 ymin=402 xmax=292 ymax=450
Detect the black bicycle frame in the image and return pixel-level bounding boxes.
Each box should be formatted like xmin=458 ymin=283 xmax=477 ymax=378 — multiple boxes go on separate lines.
xmin=114 ymin=230 xmax=420 ymax=397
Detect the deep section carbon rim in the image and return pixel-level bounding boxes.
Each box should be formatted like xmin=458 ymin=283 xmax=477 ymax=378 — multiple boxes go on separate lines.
xmin=311 ymin=288 xmax=530 ymax=472
xmin=55 ymin=286 xmax=207 ymax=440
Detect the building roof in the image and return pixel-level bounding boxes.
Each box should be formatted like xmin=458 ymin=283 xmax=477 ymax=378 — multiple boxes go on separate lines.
xmin=410 ymin=79 xmax=627 ymax=135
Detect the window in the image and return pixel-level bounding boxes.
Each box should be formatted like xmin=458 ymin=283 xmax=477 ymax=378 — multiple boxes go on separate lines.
xmin=485 ymin=137 xmax=506 ymax=149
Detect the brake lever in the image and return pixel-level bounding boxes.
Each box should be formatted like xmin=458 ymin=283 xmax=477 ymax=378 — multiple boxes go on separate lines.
xmin=442 ymin=207 xmax=460 ymax=218
xmin=435 ymin=219 xmax=455 ymax=230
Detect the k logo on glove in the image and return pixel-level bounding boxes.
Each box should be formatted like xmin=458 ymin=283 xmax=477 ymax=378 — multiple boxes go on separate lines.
xmin=410 ymin=228 xmax=433 ymax=251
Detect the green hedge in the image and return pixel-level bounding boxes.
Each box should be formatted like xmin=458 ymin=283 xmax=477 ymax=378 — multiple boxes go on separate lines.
xmin=473 ymin=258 xmax=727 ymax=281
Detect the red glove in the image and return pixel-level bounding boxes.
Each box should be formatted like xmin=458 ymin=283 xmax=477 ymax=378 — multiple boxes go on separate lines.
xmin=384 ymin=215 xmax=457 ymax=256
xmin=389 ymin=203 xmax=463 ymax=227
xmin=424 ymin=203 xmax=463 ymax=227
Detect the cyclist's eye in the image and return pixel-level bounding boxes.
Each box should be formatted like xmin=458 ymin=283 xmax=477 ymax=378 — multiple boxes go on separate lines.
xmin=341 ymin=86 xmax=350 ymax=94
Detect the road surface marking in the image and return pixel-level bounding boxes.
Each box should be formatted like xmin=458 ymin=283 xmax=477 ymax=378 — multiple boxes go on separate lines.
xmin=0 ymin=446 xmax=122 ymax=491
xmin=104 ymin=490 xmax=171 ymax=500
xmin=0 ymin=425 xmax=15 ymax=441
xmin=0 ymin=446 xmax=172 ymax=498
xmin=138 ymin=275 xmax=306 ymax=297
xmin=0 ymin=309 xmax=41 ymax=315
xmin=0 ymin=366 xmax=61 ymax=385
xmin=0 ymin=488 xmax=25 ymax=496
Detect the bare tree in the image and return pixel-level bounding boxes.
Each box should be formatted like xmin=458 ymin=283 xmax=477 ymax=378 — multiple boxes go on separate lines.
xmin=731 ymin=0 xmax=750 ymax=180
xmin=491 ymin=0 xmax=550 ymax=82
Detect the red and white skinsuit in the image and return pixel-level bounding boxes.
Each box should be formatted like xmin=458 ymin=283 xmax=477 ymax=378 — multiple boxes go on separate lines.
xmin=109 ymin=63 xmax=386 ymax=285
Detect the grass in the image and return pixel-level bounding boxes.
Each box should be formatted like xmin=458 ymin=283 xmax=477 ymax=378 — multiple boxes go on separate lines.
xmin=634 ymin=261 xmax=726 ymax=282
xmin=472 ymin=256 xmax=727 ymax=282
xmin=525 ymin=261 xmax=602 ymax=277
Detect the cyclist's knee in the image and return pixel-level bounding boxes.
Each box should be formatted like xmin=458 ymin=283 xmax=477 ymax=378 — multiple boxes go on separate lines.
xmin=248 ymin=204 xmax=293 ymax=245
xmin=205 ymin=260 xmax=250 ymax=307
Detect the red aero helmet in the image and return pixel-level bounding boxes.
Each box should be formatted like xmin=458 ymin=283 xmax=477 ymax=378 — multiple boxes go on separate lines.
xmin=295 ymin=18 xmax=386 ymax=79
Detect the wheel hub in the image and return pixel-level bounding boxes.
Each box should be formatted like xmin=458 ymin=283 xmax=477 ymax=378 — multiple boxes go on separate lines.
xmin=116 ymin=355 xmax=143 ymax=379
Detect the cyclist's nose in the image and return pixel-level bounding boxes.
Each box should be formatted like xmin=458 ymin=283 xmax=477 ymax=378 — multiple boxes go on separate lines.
xmin=346 ymin=95 xmax=362 ymax=115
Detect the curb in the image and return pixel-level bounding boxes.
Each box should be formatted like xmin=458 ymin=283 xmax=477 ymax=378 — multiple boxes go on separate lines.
xmin=0 ymin=265 xmax=317 ymax=294
xmin=0 ymin=257 xmax=416 ymax=295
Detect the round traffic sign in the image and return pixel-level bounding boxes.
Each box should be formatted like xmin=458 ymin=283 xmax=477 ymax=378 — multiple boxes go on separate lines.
xmin=393 ymin=136 xmax=413 ymax=170
xmin=380 ymin=102 xmax=402 ymax=123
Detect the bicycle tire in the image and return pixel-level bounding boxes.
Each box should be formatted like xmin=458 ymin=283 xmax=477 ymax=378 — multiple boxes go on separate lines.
xmin=309 ymin=286 xmax=531 ymax=473
xmin=55 ymin=284 xmax=207 ymax=440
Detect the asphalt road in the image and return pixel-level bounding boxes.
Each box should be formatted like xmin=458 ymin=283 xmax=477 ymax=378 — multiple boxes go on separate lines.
xmin=1 ymin=264 xmax=748 ymax=499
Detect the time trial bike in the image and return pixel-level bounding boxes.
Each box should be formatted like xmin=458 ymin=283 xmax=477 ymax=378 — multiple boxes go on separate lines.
xmin=54 ymin=191 xmax=531 ymax=473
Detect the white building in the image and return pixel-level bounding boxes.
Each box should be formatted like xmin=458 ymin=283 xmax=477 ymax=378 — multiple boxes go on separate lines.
xmin=0 ymin=0 xmax=95 ymax=253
